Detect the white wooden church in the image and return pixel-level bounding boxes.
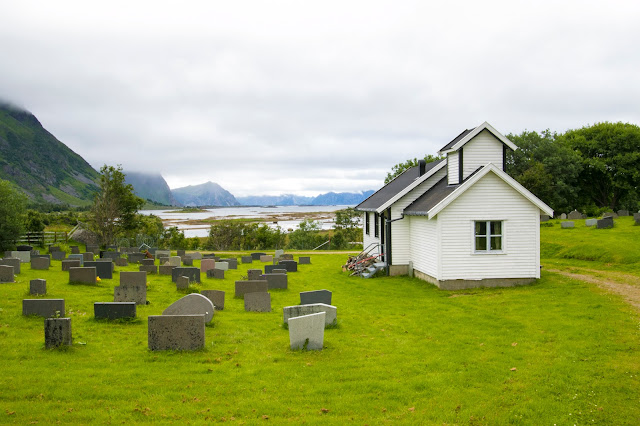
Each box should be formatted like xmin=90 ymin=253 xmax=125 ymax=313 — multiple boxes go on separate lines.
xmin=355 ymin=122 xmax=553 ymax=290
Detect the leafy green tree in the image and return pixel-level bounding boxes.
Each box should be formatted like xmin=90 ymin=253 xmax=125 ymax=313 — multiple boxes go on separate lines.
xmin=384 ymin=154 xmax=443 ymax=184
xmin=90 ymin=165 xmax=145 ymax=246
xmin=558 ymin=122 xmax=640 ymax=211
xmin=160 ymin=226 xmax=188 ymax=250
xmin=0 ymin=180 xmax=27 ymax=250
xmin=332 ymin=207 xmax=362 ymax=249
xmin=25 ymin=210 xmax=45 ymax=233
xmin=287 ymin=219 xmax=325 ymax=250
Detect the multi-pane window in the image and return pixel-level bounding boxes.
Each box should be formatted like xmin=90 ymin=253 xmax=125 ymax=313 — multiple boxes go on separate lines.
xmin=365 ymin=213 xmax=370 ymax=235
xmin=374 ymin=213 xmax=380 ymax=238
xmin=474 ymin=221 xmax=503 ymax=252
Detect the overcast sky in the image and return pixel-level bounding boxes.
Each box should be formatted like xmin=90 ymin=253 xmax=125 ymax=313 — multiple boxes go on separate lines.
xmin=1 ymin=1 xmax=639 ymax=196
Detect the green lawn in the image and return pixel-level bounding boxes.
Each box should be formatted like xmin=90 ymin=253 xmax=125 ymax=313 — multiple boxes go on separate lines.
xmin=1 ymin=227 xmax=639 ymax=423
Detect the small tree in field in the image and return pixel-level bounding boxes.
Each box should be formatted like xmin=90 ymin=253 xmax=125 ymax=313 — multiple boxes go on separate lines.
xmin=90 ymin=165 xmax=144 ymax=246
xmin=0 ymin=180 xmax=26 ymax=250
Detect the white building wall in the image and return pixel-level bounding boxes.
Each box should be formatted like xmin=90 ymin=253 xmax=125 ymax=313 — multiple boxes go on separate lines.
xmin=447 ymin=152 xmax=459 ymax=185
xmin=462 ymin=130 xmax=503 ymax=179
xmin=408 ymin=215 xmax=439 ymax=278
xmin=437 ymin=172 xmax=540 ymax=280
xmin=390 ymin=168 xmax=446 ymax=265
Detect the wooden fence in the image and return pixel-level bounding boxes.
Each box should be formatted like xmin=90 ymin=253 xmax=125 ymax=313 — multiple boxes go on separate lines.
xmin=17 ymin=231 xmax=69 ymax=246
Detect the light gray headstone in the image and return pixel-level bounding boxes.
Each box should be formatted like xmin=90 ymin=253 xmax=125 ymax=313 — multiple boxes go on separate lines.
xmin=585 ymin=219 xmax=598 ymax=227
xmin=216 ymin=262 xmax=229 ymax=271
xmin=260 ymin=255 xmax=273 ymax=263
xmin=6 ymin=250 xmax=30 ymax=263
xmin=163 ymin=293 xmax=214 ymax=322
xmin=560 ymin=213 xmax=567 ymax=220
xmin=283 ymin=303 xmax=337 ymax=326
xmin=176 ymin=276 xmax=190 ymax=290
xmin=200 ymin=290 xmax=225 ymax=310
xmin=190 ymin=252 xmax=202 ymax=260
xmin=0 ymin=258 xmax=20 ymax=274
xmin=0 ymin=265 xmax=15 ymax=283
xmin=30 ymin=279 xmax=47 ymax=295
xmin=300 ymin=289 xmax=332 ymax=305
xmin=114 ymin=284 xmax=147 ymax=305
xmin=275 ymin=249 xmax=284 ymax=258
xmin=23 ymin=299 xmax=65 ymax=317
xmin=289 ymin=312 xmax=325 ymax=350
xmin=561 ymin=221 xmax=574 ymax=228
xmin=148 ymin=315 xmax=205 ymax=351
xmin=168 ymin=256 xmax=181 ymax=267
xmin=540 ymin=215 xmax=550 ymax=222
xmin=567 ymin=210 xmax=582 ymax=220
xmin=244 ymin=292 xmax=271 ymax=312
xmin=45 ymin=318 xmax=72 ymax=348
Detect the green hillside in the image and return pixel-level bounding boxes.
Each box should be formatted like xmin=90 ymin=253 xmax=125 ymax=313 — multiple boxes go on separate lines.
xmin=0 ymin=103 xmax=99 ymax=206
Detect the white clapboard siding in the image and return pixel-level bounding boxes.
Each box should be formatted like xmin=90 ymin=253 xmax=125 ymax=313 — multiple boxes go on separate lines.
xmin=447 ymin=152 xmax=459 ymax=185
xmin=408 ymin=215 xmax=439 ymax=278
xmin=390 ymin=168 xmax=446 ymax=265
xmin=362 ymin=212 xmax=381 ymax=250
xmin=462 ymin=130 xmax=503 ymax=179
xmin=437 ymin=172 xmax=540 ymax=280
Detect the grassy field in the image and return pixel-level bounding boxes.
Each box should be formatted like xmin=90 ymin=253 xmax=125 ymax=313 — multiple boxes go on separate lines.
xmin=1 ymin=221 xmax=639 ymax=424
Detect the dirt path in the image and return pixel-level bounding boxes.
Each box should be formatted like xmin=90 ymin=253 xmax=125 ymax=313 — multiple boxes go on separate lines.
xmin=547 ymin=267 xmax=640 ymax=311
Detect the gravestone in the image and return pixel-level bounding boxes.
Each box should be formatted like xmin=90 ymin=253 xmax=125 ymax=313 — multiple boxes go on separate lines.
xmin=148 ymin=315 xmax=205 ymax=351
xmin=68 ymin=254 xmax=84 ymax=266
xmin=201 ymin=290 xmax=225 ymax=310
xmin=215 ymin=262 xmax=229 ymax=271
xmin=101 ymin=251 xmax=121 ymax=261
xmin=585 ymin=219 xmax=598 ymax=227
xmin=617 ymin=210 xmax=629 ymax=217
xmin=560 ymin=213 xmax=567 ymax=220
xmin=70 ymin=246 xmax=80 ymax=254
xmin=17 ymin=245 xmax=32 ymax=251
xmin=86 ymin=245 xmax=99 ymax=254
xmin=283 ymin=303 xmax=337 ymax=326
xmin=202 ymin=253 xmax=216 ymax=259
xmin=597 ymin=217 xmax=614 ymax=229
xmin=190 ymin=252 xmax=202 ymax=260
xmin=128 ymin=253 xmax=145 ymax=264
xmin=31 ymin=254 xmax=51 ymax=260
xmin=602 ymin=211 xmax=618 ymax=218
xmin=247 ymin=269 xmax=263 ymax=281
xmin=300 ymin=289 xmax=332 ymax=305
xmin=288 ymin=312 xmax=325 ymax=350
xmin=280 ymin=254 xmax=294 ymax=260
xmin=261 ymin=273 xmax=287 ymax=289
xmin=139 ymin=265 xmax=158 ymax=274
xmin=163 ymin=293 xmax=214 ymax=322
xmin=200 ymin=259 xmax=216 ymax=273
xmin=30 ymin=279 xmax=47 ymax=295
xmin=265 ymin=264 xmax=286 ymax=274
xmin=94 ymin=302 xmax=136 ymax=320
xmin=84 ymin=261 xmax=112 ymax=279
xmin=157 ymin=256 xmax=169 ymax=265
xmin=561 ymin=221 xmax=574 ymax=229
xmin=31 ymin=257 xmax=50 ymax=270
xmin=69 ymin=267 xmax=96 ymax=285
xmin=298 ymin=256 xmax=311 ymax=265
xmin=82 ymin=252 xmax=95 ymax=262
xmin=159 ymin=265 xmax=175 ymax=275
xmin=49 ymin=245 xmax=61 ymax=253
xmin=155 ymin=250 xmax=171 ymax=258
xmin=634 ymin=212 xmax=640 ymax=221
xmin=0 ymin=265 xmax=14 ymax=283
xmin=207 ymin=269 xmax=224 ymax=279
xmin=142 ymin=258 xmax=155 ymax=266
xmin=251 ymin=252 xmax=266 ymax=260
xmin=45 ymin=318 xmax=72 ymax=348
xmin=22 ymin=299 xmax=65 ymax=317
xmin=220 ymin=258 xmax=237 ymax=269
xmin=241 ymin=256 xmax=253 ymax=264
xmin=171 ymin=267 xmax=200 ymax=283
xmin=177 ymin=250 xmax=186 ymax=257
xmin=273 ymin=269 xmax=287 ymax=274
xmin=235 ymin=280 xmax=268 ymax=298
xmin=168 ymin=256 xmax=181 ymax=267
xmin=120 ymin=271 xmax=147 ymax=286
xmin=114 ymin=284 xmax=147 ymax=305
xmin=52 ymin=251 xmax=66 ymax=261
xmin=244 ymin=292 xmax=271 ymax=312
xmin=176 ymin=276 xmax=190 ymax=290
xmin=0 ymin=258 xmax=21 ymax=274
xmin=62 ymin=259 xmax=81 ymax=271
xmin=567 ymin=210 xmax=582 ymax=220
xmin=182 ymin=257 xmax=193 ymax=266
xmin=278 ymin=260 xmax=298 ymax=272
xmin=6 ymin=250 xmax=30 ymax=263
xmin=260 ymin=255 xmax=273 ymax=263
xmin=275 ymin=249 xmax=284 ymax=258
xmin=540 ymin=214 xmax=550 ymax=222
xmin=115 ymin=258 xmax=129 ymax=267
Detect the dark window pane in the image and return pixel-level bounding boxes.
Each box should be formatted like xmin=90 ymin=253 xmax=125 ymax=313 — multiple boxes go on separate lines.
xmin=475 ymin=237 xmax=487 ymax=251
xmin=490 ymin=236 xmax=502 ymax=250
xmin=490 ymin=221 xmax=501 ymax=235
xmin=475 ymin=221 xmax=486 ymax=236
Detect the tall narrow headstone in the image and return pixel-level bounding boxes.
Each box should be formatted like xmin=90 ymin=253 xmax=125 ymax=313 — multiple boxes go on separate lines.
xmin=45 ymin=318 xmax=72 ymax=348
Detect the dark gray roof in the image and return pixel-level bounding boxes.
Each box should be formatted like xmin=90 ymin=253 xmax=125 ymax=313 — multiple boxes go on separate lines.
xmin=403 ymin=177 xmax=458 ymax=216
xmin=355 ymin=159 xmax=444 ymax=212
xmin=438 ymin=128 xmax=474 ymax=152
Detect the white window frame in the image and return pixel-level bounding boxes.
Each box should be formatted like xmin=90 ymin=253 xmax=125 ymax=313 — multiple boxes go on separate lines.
xmin=473 ymin=220 xmax=505 ymax=254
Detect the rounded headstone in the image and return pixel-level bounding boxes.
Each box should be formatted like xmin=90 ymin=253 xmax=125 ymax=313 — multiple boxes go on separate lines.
xmin=162 ymin=293 xmax=214 ymax=323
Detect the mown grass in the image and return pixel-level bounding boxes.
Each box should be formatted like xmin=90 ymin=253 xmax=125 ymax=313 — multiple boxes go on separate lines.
xmin=0 ymin=240 xmax=639 ymax=423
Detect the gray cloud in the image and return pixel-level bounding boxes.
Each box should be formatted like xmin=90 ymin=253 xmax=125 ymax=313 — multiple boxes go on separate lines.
xmin=1 ymin=1 xmax=639 ymax=197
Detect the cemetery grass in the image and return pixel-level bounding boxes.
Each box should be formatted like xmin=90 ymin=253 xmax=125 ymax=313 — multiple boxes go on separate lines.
xmin=0 ymin=253 xmax=638 ymax=423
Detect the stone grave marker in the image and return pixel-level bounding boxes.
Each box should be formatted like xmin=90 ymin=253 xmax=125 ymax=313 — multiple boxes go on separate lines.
xmin=275 ymin=249 xmax=284 ymax=258
xmin=84 ymin=261 xmax=112 ymax=279
xmin=260 ymin=255 xmax=273 ymax=263
xmin=101 ymin=251 xmax=121 ymax=261
xmin=6 ymin=250 xmax=30 ymax=263
xmin=200 ymin=259 xmax=216 ymax=273
xmin=17 ymin=245 xmax=32 ymax=251
xmin=148 ymin=315 xmax=205 ymax=351
xmin=251 ymin=252 xmax=266 ymax=260
xmin=171 ymin=267 xmax=200 ymax=283
xmin=289 ymin=312 xmax=325 ymax=350
xmin=0 ymin=258 xmax=21 ymax=274
xmin=94 ymin=302 xmax=136 ymax=320
xmin=283 ymin=303 xmax=337 ymax=326
xmin=247 ymin=269 xmax=263 ymax=281
xmin=235 ymin=280 xmax=268 ymax=298
xmin=139 ymin=265 xmax=158 ymax=274
xmin=168 ymin=256 xmax=181 ymax=267
xmin=602 ymin=211 xmax=618 ymax=218
xmin=142 ymin=258 xmax=155 ymax=266
xmin=298 ymin=256 xmax=311 ymax=264
xmin=220 ymin=258 xmax=237 ymax=269
xmin=177 ymin=250 xmax=186 ymax=257
xmin=278 ymin=260 xmax=298 ymax=272
xmin=264 ymin=264 xmax=286 ymax=274
xmin=45 ymin=318 xmax=72 ymax=348
xmin=597 ymin=217 xmax=614 ymax=229
xmin=23 ymin=299 xmax=65 ymax=317
xmin=244 ymin=292 xmax=271 ymax=312
xmin=62 ymin=259 xmax=81 ymax=271
xmin=560 ymin=213 xmax=567 ymax=220
xmin=585 ymin=219 xmax=598 ymax=227
xmin=261 ymin=273 xmax=287 ymax=289
xmin=190 ymin=252 xmax=202 ymax=260
xmin=82 ymin=252 xmax=95 ymax=262
xmin=115 ymin=258 xmax=129 ymax=267
xmin=120 ymin=271 xmax=147 ymax=286
xmin=182 ymin=256 xmax=193 ymax=266
xmin=216 ymin=261 xmax=229 ymax=271
xmin=617 ymin=210 xmax=629 ymax=217
xmin=176 ymin=276 xmax=190 ymax=290
xmin=31 ymin=257 xmax=50 ymax=270
xmin=128 ymin=253 xmax=145 ymax=264
xmin=273 ymin=268 xmax=287 ymax=274
xmin=48 ymin=245 xmax=61 ymax=253
xmin=30 ymin=279 xmax=47 ymax=295
xmin=86 ymin=245 xmax=99 ymax=254
xmin=241 ymin=256 xmax=253 ymax=264
xmin=69 ymin=267 xmax=96 ymax=285
xmin=51 ymin=251 xmax=66 ymax=261
xmin=300 ymin=289 xmax=332 ymax=305
xmin=567 ymin=210 xmax=582 ymax=220
xmin=159 ymin=265 xmax=175 ymax=275
xmin=155 ymin=250 xmax=170 ymax=258
xmin=70 ymin=246 xmax=80 ymax=254
xmin=207 ymin=269 xmax=224 ymax=279
xmin=280 ymin=254 xmax=294 ymax=261
xmin=561 ymin=221 xmax=574 ymax=229
xmin=114 ymin=284 xmax=147 ymax=305
xmin=163 ymin=293 xmax=214 ymax=322
xmin=68 ymin=254 xmax=84 ymax=266
xmin=201 ymin=290 xmax=225 ymax=310
xmin=0 ymin=265 xmax=14 ymax=283
xmin=540 ymin=215 xmax=550 ymax=222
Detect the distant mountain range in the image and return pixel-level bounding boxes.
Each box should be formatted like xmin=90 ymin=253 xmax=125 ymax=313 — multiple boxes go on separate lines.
xmin=0 ymin=102 xmax=99 ymax=206
xmin=0 ymin=102 xmax=374 ymax=208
